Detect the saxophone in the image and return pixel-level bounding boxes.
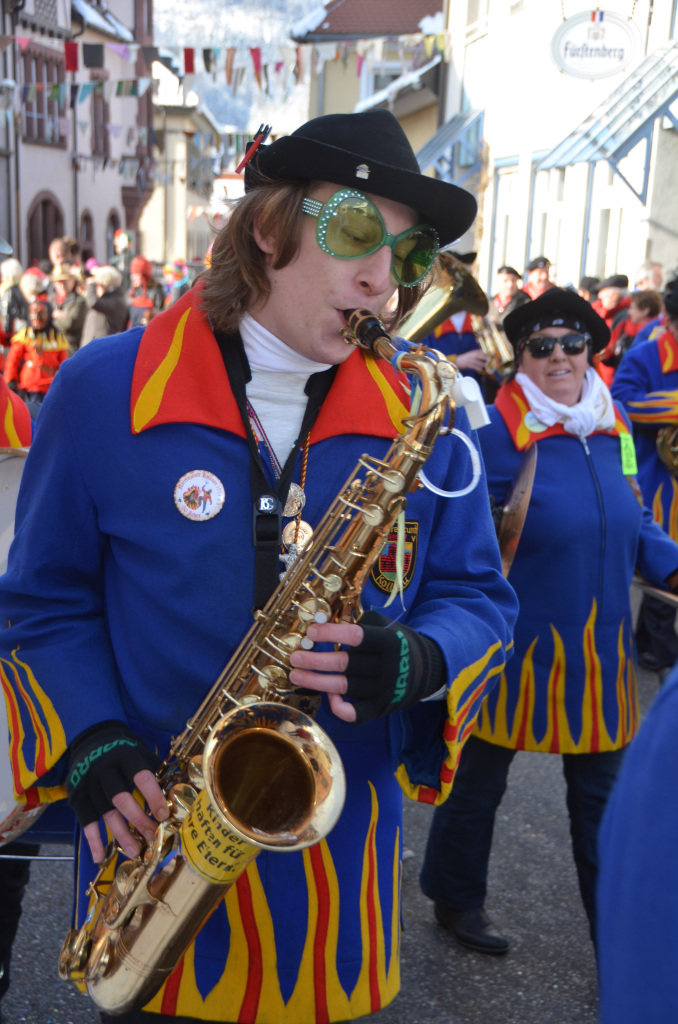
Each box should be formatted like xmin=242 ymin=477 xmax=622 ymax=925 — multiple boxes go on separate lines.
xmin=58 ymin=308 xmax=458 ymax=1015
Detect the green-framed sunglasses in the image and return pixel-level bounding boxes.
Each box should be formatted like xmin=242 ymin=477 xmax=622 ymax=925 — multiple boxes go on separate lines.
xmin=302 ymin=188 xmax=439 ymax=287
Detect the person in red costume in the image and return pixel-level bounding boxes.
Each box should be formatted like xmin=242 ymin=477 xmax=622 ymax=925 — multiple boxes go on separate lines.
xmin=128 ymin=256 xmax=166 ymax=328
xmin=4 ymin=299 xmax=69 ymax=407
xmin=592 ymin=274 xmax=631 ymax=330
xmin=596 ymin=290 xmax=662 ymax=386
xmin=522 ymin=256 xmax=555 ymax=300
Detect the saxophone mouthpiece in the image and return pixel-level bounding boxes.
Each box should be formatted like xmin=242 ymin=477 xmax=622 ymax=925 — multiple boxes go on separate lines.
xmin=342 ymin=309 xmax=391 ymax=352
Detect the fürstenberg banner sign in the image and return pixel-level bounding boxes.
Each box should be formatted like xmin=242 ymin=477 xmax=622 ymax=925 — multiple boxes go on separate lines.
xmin=551 ymin=10 xmax=641 ymax=79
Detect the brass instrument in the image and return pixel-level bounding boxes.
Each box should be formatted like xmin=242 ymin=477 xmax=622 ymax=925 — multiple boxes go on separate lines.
xmin=398 ymin=252 xmax=514 ymax=380
xmin=58 ymin=308 xmax=459 ymax=1016
xmin=656 ymin=426 xmax=678 ymax=474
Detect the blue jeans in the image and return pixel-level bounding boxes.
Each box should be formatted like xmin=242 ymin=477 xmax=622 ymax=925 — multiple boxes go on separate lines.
xmin=419 ymin=735 xmax=626 ymax=944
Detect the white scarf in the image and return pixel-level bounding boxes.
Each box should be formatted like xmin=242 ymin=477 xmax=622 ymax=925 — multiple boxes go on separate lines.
xmin=515 ymin=367 xmax=616 ymax=437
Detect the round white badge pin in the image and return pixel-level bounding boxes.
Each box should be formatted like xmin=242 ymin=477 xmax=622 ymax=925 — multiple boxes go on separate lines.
xmin=174 ymin=470 xmax=225 ymax=521
xmin=524 ymin=411 xmax=548 ymax=433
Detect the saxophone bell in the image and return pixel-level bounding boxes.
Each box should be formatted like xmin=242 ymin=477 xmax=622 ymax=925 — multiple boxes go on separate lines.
xmin=398 ymin=253 xmax=514 ymax=381
xmin=59 ymin=702 xmax=345 ymax=1015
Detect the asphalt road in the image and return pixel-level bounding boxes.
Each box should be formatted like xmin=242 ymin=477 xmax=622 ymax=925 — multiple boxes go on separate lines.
xmin=0 ymin=663 xmax=661 ymax=1024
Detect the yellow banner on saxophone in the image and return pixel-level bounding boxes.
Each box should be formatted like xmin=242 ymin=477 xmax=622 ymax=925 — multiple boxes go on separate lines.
xmin=181 ymin=789 xmax=258 ymax=884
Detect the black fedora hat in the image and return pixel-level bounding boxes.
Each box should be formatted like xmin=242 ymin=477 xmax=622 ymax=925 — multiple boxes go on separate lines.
xmin=503 ymin=288 xmax=610 ymax=354
xmin=244 ymin=110 xmax=477 ymax=248
xmin=598 ymin=273 xmax=629 ymax=290
xmin=664 ymin=277 xmax=678 ymax=317
xmin=497 ymin=265 xmax=521 ymax=277
xmin=526 ymin=256 xmax=551 ymax=272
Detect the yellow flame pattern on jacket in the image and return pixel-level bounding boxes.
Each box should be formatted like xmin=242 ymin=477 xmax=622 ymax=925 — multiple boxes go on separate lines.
xmin=0 ymin=648 xmax=67 ymax=802
xmin=474 ymin=601 xmax=638 ymax=753
xmin=77 ymin=782 xmax=401 ymax=1023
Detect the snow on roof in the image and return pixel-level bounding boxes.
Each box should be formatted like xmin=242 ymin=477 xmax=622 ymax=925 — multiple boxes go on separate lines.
xmin=289 ymin=4 xmax=328 ymax=38
xmin=72 ymin=0 xmax=134 ymax=43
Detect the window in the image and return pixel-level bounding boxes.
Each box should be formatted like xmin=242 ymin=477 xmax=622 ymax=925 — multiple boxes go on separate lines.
xmin=187 ymin=135 xmax=212 ymax=195
xmin=90 ymin=77 xmax=110 ymax=158
xmin=359 ymin=59 xmax=402 ymax=103
xmin=106 ymin=211 xmax=121 ymax=261
xmin=21 ymin=43 xmax=65 ymax=146
xmin=27 ymin=193 xmax=64 ymax=264
xmin=596 ymin=209 xmax=611 ymax=278
xmin=80 ymin=210 xmax=94 ymax=263
xmin=466 ymin=0 xmax=490 ymax=39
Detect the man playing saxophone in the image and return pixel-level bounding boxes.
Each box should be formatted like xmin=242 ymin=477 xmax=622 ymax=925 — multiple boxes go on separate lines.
xmin=0 ymin=110 xmax=517 ymax=1024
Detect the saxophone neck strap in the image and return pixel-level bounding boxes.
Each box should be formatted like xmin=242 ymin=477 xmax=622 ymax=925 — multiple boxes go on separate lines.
xmin=214 ymin=327 xmax=337 ymax=608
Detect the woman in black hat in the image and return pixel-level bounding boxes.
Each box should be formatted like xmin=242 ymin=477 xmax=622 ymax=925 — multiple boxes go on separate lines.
xmin=0 ymin=110 xmax=517 ymax=1024
xmin=420 ymin=288 xmax=678 ymax=956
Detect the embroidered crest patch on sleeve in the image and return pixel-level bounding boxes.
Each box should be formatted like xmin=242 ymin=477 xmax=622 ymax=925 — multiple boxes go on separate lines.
xmin=370 ymin=520 xmax=418 ymax=594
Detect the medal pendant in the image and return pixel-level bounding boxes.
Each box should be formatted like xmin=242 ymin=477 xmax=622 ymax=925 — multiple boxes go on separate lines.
xmin=283 ymin=482 xmax=306 ymax=518
xmin=282 ymin=519 xmax=313 ymax=551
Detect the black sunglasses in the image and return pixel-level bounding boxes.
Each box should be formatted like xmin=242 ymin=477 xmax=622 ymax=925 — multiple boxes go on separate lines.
xmin=520 ymin=332 xmax=591 ymax=359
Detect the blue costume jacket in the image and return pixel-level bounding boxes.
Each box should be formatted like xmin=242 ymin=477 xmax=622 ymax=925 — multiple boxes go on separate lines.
xmin=0 ymin=290 xmax=517 ymax=1022
xmin=597 ymin=662 xmax=678 ymax=1023
xmin=612 ymin=330 xmax=678 ymax=543
xmin=474 ymin=378 xmax=678 ymax=754
xmin=423 ymin=312 xmax=482 ymax=384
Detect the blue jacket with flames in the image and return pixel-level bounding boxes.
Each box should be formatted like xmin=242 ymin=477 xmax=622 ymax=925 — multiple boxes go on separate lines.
xmin=474 ymin=378 xmax=678 ymax=755
xmin=612 ymin=330 xmax=678 ymax=543
xmin=0 ymin=289 xmax=517 ymax=1022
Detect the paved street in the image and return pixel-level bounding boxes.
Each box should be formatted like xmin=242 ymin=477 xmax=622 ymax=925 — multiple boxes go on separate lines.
xmin=0 ymin=664 xmax=660 ymax=1024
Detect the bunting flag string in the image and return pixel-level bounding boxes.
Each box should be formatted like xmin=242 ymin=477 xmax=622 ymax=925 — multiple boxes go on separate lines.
xmin=6 ymin=31 xmax=447 ymax=92
xmin=13 ymin=77 xmax=152 ymax=110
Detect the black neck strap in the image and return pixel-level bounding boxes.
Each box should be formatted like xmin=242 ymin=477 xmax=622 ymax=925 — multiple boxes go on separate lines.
xmin=215 ymin=328 xmax=337 ymax=608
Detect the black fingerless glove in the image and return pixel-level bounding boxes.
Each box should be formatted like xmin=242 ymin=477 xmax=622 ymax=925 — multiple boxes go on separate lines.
xmin=65 ymin=720 xmax=160 ymax=828
xmin=345 ymin=611 xmax=446 ymax=725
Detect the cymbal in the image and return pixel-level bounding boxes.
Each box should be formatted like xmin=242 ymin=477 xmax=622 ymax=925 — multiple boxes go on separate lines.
xmin=497 ymin=445 xmax=537 ymax=579
xmin=632 ymin=575 xmax=678 ymax=608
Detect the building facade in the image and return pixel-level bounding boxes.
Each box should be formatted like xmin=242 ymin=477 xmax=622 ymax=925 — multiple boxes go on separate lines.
xmin=0 ymin=0 xmax=156 ymax=266
xmin=440 ymin=0 xmax=678 ymax=293
xmin=138 ymin=61 xmax=221 ymax=269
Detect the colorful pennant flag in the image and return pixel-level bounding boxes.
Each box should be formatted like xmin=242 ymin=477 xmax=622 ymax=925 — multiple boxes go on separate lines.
xmin=225 ymin=46 xmax=235 ymax=86
xmin=82 ymin=44 xmax=104 ymax=68
xmin=249 ymin=47 xmax=262 ymax=90
xmin=64 ymin=41 xmax=78 ymax=71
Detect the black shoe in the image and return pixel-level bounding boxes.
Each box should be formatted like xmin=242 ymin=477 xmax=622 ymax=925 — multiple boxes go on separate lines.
xmin=637 ymin=650 xmax=661 ymax=672
xmin=637 ymin=650 xmax=677 ymax=673
xmin=434 ymin=904 xmax=509 ymax=955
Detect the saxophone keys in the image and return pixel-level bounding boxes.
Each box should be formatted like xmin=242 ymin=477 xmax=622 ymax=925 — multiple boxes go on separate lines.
xmin=322 ymin=574 xmax=343 ymax=594
xmin=279 ymin=632 xmax=303 ymax=652
xmin=361 ymin=503 xmax=386 ymax=527
xmin=296 ymin=597 xmax=319 ymax=623
xmin=168 ymin=783 xmax=198 ymax=819
xmin=260 ymin=664 xmax=292 ymax=692
xmin=188 ymin=756 xmax=205 ymax=788
xmin=58 ymin=927 xmax=92 ymax=980
xmin=381 ymin=469 xmax=407 ymax=494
